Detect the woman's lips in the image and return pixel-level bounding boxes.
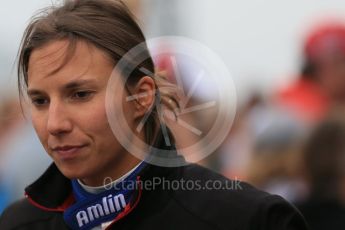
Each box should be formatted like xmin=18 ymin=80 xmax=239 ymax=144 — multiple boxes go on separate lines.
xmin=52 ymin=145 xmax=87 ymax=160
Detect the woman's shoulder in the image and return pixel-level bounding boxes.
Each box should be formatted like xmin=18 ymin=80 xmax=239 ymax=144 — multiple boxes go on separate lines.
xmin=167 ymin=163 xmax=308 ymax=230
xmin=0 ymin=198 xmax=56 ymax=230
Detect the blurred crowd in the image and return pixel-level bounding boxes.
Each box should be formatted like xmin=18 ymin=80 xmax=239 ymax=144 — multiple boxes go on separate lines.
xmin=0 ymin=96 xmax=51 ymax=213
xmin=1 ymin=1 xmax=345 ymax=229
xmin=216 ymin=21 xmax=345 ymax=230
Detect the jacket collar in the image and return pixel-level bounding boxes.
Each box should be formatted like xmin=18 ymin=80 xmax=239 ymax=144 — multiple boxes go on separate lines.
xmin=25 ymin=163 xmax=72 ymax=211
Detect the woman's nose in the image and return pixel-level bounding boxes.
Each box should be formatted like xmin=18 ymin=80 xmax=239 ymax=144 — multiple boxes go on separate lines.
xmin=47 ymin=101 xmax=73 ymax=136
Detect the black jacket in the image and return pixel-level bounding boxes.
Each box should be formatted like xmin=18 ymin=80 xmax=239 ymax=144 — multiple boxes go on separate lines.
xmin=0 ymin=129 xmax=306 ymax=230
xmin=298 ymin=199 xmax=345 ymax=230
xmin=0 ymin=161 xmax=308 ymax=230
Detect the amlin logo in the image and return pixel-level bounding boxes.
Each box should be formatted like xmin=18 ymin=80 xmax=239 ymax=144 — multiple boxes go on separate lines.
xmin=76 ymin=194 xmax=126 ymax=227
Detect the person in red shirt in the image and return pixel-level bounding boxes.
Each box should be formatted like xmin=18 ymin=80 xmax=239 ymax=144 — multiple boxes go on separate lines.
xmin=276 ymin=21 xmax=345 ymax=123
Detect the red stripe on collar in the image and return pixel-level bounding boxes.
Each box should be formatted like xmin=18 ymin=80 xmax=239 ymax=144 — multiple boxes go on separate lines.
xmin=25 ymin=192 xmax=75 ymax=212
xmin=105 ymin=176 xmax=143 ymax=230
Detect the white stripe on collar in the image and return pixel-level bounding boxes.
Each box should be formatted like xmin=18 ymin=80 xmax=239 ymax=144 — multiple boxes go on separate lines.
xmin=77 ymin=161 xmax=143 ymax=194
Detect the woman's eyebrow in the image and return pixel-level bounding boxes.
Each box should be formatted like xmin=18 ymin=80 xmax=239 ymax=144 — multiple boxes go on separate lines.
xmin=27 ymin=79 xmax=98 ymax=96
xmin=27 ymin=89 xmax=44 ymax=97
xmin=64 ymin=79 xmax=97 ymax=89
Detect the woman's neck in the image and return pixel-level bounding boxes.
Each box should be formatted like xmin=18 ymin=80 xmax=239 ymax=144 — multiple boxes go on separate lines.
xmin=80 ymin=153 xmax=142 ymax=187
xmin=78 ymin=159 xmax=142 ymax=193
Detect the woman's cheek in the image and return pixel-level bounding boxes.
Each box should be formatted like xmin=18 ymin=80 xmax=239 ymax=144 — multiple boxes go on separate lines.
xmin=31 ymin=115 xmax=50 ymax=155
xmin=31 ymin=113 xmax=46 ymax=139
xmin=80 ymin=102 xmax=109 ymax=132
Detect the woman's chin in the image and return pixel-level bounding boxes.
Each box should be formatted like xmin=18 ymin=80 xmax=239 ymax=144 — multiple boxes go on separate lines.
xmin=56 ymin=163 xmax=87 ymax=180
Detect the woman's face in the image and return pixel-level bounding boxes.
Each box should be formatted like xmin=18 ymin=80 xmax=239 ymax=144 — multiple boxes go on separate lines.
xmin=27 ymin=39 xmax=139 ymax=186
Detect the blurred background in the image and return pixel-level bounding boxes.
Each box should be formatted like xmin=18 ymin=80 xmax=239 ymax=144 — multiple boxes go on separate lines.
xmin=1 ymin=0 xmax=345 ymax=229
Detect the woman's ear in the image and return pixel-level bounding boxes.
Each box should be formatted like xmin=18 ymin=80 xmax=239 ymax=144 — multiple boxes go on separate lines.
xmin=133 ymin=76 xmax=156 ymax=119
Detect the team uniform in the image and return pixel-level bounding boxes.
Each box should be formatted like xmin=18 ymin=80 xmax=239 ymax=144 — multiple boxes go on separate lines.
xmin=0 ymin=138 xmax=308 ymax=230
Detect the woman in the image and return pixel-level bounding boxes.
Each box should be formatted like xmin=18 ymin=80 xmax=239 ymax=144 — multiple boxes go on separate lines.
xmin=0 ymin=0 xmax=308 ymax=229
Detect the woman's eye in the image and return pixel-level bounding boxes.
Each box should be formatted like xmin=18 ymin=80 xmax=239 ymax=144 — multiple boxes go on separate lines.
xmin=72 ymin=91 xmax=93 ymax=99
xmin=31 ymin=98 xmax=48 ymax=106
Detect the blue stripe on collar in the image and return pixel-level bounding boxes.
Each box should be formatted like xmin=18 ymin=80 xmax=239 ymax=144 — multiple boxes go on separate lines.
xmin=64 ymin=161 xmax=146 ymax=230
